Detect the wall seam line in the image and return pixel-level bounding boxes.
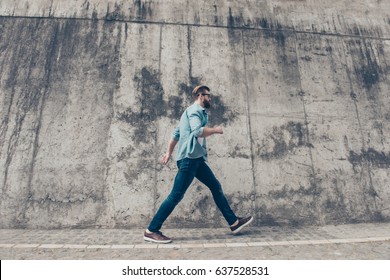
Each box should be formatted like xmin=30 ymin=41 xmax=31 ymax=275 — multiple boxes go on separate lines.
xmin=293 ymin=32 xmax=325 ymax=225
xmin=241 ymin=30 xmax=258 ymax=223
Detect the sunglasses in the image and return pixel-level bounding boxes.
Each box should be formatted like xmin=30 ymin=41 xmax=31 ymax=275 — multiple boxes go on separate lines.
xmin=201 ymin=93 xmax=211 ymax=97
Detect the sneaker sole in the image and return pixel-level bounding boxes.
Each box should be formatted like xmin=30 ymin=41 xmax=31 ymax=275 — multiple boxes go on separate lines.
xmin=232 ymin=216 xmax=254 ymax=235
xmin=143 ymin=236 xmax=172 ymax=244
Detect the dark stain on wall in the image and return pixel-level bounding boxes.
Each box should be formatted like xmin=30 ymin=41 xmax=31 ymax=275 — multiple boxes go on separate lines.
xmin=117 ymin=67 xmax=165 ymax=143
xmin=167 ymin=95 xmax=186 ymax=121
xmin=105 ymin=2 xmax=124 ymax=21
xmin=324 ymin=184 xmax=349 ymax=223
xmin=0 ymin=17 xmax=122 ymax=227
xmin=257 ymin=121 xmax=310 ymax=160
xmin=318 ymin=171 xmax=381 ymax=224
xmin=257 ymin=18 xmax=270 ymax=29
xmin=178 ymin=77 xmax=238 ymax=126
xmin=348 ymin=23 xmax=383 ymax=38
xmin=171 ymin=77 xmax=202 ymax=120
xmin=229 ymin=145 xmax=250 ymax=159
xmin=258 ymin=177 xmax=324 ymax=226
xmin=357 ymin=56 xmax=380 ymax=92
xmin=227 ymin=7 xmax=242 ymax=29
xmin=134 ymin=0 xmax=153 ymax=20
xmin=118 ymin=69 xmax=237 ymax=142
xmin=0 ymin=18 xmax=63 ymax=197
xmin=104 ymin=0 xmax=153 ymax=21
xmin=268 ymin=184 xmax=320 ymax=200
xmin=348 ymin=148 xmax=390 ymax=168
xmin=212 ymin=5 xmax=220 ymax=25
xmin=348 ymin=39 xmax=383 ymax=94
xmin=135 ymin=68 xmax=167 ymax=121
xmin=208 ymin=95 xmax=237 ymax=126
xmin=226 ymin=7 xmax=243 ymax=44
xmin=275 ymin=31 xmax=301 ymax=86
xmin=274 ymin=31 xmax=286 ymax=48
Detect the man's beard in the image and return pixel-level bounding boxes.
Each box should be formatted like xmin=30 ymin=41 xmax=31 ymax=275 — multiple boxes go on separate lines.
xmin=204 ymin=100 xmax=211 ymax=109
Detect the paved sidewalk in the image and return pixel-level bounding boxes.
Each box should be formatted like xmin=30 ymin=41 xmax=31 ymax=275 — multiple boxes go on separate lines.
xmin=1 ymin=222 xmax=390 ymax=259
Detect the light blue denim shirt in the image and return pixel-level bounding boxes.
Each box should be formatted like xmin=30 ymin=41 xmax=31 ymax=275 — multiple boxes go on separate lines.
xmin=172 ymin=103 xmax=208 ymax=161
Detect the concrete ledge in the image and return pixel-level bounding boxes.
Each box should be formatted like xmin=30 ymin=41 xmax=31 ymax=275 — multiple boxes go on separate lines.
xmin=62 ymin=245 xmax=88 ymax=249
xmin=1 ymin=236 xmax=390 ymax=250
xmin=13 ymin=244 xmax=40 ymax=248
xmin=39 ymin=244 xmax=64 ymax=249
xmin=86 ymin=245 xmax=112 ymax=249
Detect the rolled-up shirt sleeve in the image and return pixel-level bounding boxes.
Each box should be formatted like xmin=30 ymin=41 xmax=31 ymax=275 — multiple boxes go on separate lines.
xmin=189 ymin=111 xmax=204 ymax=137
xmin=172 ymin=126 xmax=180 ymax=141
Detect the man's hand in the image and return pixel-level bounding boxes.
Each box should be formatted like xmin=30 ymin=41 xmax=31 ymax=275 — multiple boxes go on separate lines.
xmin=213 ymin=126 xmax=223 ymax=134
xmin=161 ymin=153 xmax=171 ymax=165
xmin=161 ymin=139 xmax=178 ymax=165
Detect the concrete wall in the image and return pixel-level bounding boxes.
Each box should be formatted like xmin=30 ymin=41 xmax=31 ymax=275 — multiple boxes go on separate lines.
xmin=0 ymin=0 xmax=389 ymax=229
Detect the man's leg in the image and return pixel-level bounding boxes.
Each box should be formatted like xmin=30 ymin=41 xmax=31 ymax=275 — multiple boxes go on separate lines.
xmin=147 ymin=158 xmax=199 ymax=233
xmin=196 ymin=160 xmax=253 ymax=234
xmin=195 ymin=160 xmax=238 ymax=226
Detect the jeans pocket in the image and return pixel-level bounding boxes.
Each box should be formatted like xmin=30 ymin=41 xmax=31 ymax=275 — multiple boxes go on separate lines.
xmin=177 ymin=158 xmax=189 ymax=171
xmin=177 ymin=157 xmax=201 ymax=172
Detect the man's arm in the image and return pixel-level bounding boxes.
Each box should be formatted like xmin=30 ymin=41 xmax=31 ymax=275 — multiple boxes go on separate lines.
xmin=199 ymin=126 xmax=223 ymax=137
xmin=188 ymin=110 xmax=223 ymax=138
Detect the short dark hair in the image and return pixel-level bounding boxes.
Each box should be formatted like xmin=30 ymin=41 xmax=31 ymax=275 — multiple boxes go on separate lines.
xmin=192 ymin=85 xmax=210 ymax=99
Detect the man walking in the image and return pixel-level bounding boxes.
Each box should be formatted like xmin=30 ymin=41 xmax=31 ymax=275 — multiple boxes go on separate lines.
xmin=144 ymin=85 xmax=253 ymax=243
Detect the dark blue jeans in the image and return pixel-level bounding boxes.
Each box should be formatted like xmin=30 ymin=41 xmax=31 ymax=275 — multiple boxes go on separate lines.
xmin=148 ymin=157 xmax=237 ymax=232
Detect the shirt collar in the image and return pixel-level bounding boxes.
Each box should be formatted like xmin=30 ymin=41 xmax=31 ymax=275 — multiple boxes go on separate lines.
xmin=194 ymin=102 xmax=206 ymax=112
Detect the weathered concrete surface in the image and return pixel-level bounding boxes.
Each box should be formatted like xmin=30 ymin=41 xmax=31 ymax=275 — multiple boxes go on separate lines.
xmin=1 ymin=0 xmax=389 ymax=37
xmin=0 ymin=1 xmax=389 ymax=229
